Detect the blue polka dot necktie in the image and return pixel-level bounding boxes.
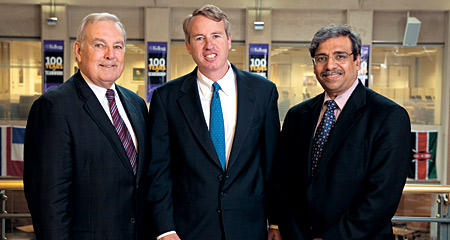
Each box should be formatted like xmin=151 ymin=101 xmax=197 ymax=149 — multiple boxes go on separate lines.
xmin=106 ymin=89 xmax=138 ymax=175
xmin=311 ymin=100 xmax=337 ymax=177
xmin=210 ymin=82 xmax=226 ymax=171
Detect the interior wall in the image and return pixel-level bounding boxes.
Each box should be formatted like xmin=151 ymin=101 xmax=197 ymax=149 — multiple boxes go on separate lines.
xmin=0 ymin=4 xmax=447 ymax=45
xmin=373 ymin=11 xmax=446 ymax=43
xmin=68 ymin=6 xmax=145 ymax=40
xmin=0 ymin=4 xmax=40 ymax=37
xmin=2 ymin=0 xmax=449 ymax=10
xmin=272 ymin=10 xmax=346 ymax=42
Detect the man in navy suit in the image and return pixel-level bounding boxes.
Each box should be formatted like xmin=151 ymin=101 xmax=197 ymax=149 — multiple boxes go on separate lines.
xmin=24 ymin=13 xmax=149 ymax=240
xmin=270 ymin=24 xmax=411 ymax=240
xmin=147 ymin=5 xmax=280 ymax=240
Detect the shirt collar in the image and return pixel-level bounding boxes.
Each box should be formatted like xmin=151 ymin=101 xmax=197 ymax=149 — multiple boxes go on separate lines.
xmin=197 ymin=61 xmax=235 ymax=97
xmin=323 ymin=78 xmax=359 ymax=110
xmin=81 ymin=71 xmax=117 ymax=101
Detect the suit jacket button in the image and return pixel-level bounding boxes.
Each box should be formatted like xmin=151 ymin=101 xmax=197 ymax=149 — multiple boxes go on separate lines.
xmin=217 ymin=207 xmax=222 ymax=213
xmin=129 ymin=217 xmax=135 ymax=224
xmin=218 ymin=175 xmax=223 ymax=181
xmin=221 ymin=192 xmax=227 ymax=197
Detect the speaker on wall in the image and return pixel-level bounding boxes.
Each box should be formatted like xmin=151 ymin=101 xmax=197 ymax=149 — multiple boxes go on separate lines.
xmin=403 ymin=16 xmax=421 ymax=46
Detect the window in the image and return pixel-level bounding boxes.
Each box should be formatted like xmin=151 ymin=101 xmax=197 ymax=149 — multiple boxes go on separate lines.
xmin=371 ymin=46 xmax=443 ymax=125
xmin=270 ymin=45 xmax=315 ymax=123
xmin=0 ymin=40 xmax=41 ymax=120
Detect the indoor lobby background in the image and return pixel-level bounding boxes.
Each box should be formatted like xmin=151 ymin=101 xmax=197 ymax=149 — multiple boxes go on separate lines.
xmin=0 ymin=0 xmax=450 ymax=239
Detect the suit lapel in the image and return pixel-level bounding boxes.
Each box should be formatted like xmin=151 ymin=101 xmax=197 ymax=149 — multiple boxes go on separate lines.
xmin=314 ymin=82 xmax=366 ymax=177
xmin=74 ymin=74 xmax=135 ymax=177
xmin=177 ymin=69 xmax=223 ymax=169
xmin=227 ymin=66 xmax=257 ymax=170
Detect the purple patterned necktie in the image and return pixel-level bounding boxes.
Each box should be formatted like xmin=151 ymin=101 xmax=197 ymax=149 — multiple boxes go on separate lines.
xmin=311 ymin=100 xmax=337 ymax=177
xmin=106 ymin=89 xmax=137 ymax=175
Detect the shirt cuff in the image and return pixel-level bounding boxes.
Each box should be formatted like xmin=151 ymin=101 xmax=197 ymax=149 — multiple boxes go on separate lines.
xmin=157 ymin=231 xmax=177 ymax=240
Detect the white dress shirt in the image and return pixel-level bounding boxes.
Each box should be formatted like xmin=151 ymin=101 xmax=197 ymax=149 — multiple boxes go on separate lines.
xmin=81 ymin=72 xmax=138 ymax=151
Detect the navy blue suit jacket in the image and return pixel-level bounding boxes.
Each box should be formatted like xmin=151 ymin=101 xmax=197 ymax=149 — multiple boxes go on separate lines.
xmin=270 ymin=81 xmax=411 ymax=240
xmin=24 ymin=72 xmax=150 ymax=240
xmin=147 ymin=64 xmax=280 ymax=240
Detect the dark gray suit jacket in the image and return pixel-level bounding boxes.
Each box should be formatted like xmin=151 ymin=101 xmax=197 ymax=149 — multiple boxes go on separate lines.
xmin=24 ymin=72 xmax=150 ymax=240
xmin=270 ymin=81 xmax=411 ymax=240
xmin=147 ymin=64 xmax=280 ymax=240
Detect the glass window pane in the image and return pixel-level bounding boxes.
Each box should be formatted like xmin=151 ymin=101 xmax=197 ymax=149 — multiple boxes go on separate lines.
xmin=270 ymin=45 xmax=315 ymax=123
xmin=371 ymin=46 xmax=443 ymax=125
xmin=0 ymin=40 xmax=42 ymax=120
xmin=170 ymin=43 xmax=196 ymax=80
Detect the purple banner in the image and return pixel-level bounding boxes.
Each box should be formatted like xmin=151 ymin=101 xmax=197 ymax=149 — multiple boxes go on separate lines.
xmin=43 ymin=40 xmax=64 ymax=92
xmin=249 ymin=43 xmax=269 ymax=78
xmin=147 ymin=42 xmax=167 ymax=102
xmin=358 ymin=45 xmax=370 ymax=87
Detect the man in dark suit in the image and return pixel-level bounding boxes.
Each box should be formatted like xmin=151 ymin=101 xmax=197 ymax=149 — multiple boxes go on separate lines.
xmin=23 ymin=13 xmax=149 ymax=240
xmin=270 ymin=24 xmax=411 ymax=240
xmin=147 ymin=5 xmax=280 ymax=240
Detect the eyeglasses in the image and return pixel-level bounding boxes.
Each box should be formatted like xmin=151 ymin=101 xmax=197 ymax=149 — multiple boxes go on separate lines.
xmin=312 ymin=52 xmax=354 ymax=65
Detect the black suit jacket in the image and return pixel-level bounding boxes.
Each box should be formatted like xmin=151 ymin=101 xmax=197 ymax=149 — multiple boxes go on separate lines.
xmin=147 ymin=64 xmax=280 ymax=240
xmin=271 ymin=81 xmax=411 ymax=240
xmin=24 ymin=72 xmax=150 ymax=240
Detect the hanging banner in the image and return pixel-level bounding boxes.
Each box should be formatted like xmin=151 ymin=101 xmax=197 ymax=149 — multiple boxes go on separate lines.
xmin=147 ymin=41 xmax=167 ymax=102
xmin=249 ymin=43 xmax=269 ymax=78
xmin=409 ymin=131 xmax=437 ymax=180
xmin=358 ymin=45 xmax=370 ymax=87
xmin=43 ymin=40 xmax=64 ymax=92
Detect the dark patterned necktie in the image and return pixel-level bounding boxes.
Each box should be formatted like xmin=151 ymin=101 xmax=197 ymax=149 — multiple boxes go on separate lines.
xmin=106 ymin=89 xmax=137 ymax=175
xmin=210 ymin=82 xmax=226 ymax=171
xmin=311 ymin=100 xmax=337 ymax=177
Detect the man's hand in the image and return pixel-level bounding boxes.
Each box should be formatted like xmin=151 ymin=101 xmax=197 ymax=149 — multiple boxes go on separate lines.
xmin=313 ymin=238 xmax=323 ymax=240
xmin=268 ymin=228 xmax=282 ymax=240
xmin=160 ymin=233 xmax=181 ymax=240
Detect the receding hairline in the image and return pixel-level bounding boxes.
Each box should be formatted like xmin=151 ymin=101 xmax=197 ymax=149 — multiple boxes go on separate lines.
xmin=76 ymin=12 xmax=127 ymax=48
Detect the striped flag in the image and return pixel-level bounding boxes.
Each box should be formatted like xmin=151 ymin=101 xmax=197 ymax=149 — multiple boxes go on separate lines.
xmin=0 ymin=126 xmax=25 ymax=177
xmin=409 ymin=131 xmax=437 ymax=180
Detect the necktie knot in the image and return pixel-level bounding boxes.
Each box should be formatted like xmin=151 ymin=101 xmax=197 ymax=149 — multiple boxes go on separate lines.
xmin=212 ymin=82 xmax=221 ymax=96
xmin=325 ymin=100 xmax=337 ymax=111
xmin=106 ymin=89 xmax=115 ymax=102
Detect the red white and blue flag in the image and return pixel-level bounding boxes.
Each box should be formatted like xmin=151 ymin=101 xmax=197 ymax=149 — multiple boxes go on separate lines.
xmin=409 ymin=131 xmax=437 ymax=180
xmin=0 ymin=126 xmax=25 ymax=177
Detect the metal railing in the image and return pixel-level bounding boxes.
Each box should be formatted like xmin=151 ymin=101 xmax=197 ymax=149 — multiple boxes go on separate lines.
xmin=0 ymin=181 xmax=449 ymax=239
xmin=393 ymin=184 xmax=450 ymax=240
xmin=0 ymin=179 xmax=30 ymax=240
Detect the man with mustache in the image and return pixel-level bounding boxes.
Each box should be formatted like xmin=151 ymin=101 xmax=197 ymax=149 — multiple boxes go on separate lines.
xmin=24 ymin=13 xmax=150 ymax=240
xmin=269 ymin=24 xmax=411 ymax=239
xmin=147 ymin=4 xmax=280 ymax=240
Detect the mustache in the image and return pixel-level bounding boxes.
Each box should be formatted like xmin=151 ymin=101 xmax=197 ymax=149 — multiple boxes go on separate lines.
xmin=320 ymin=69 xmax=344 ymax=77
